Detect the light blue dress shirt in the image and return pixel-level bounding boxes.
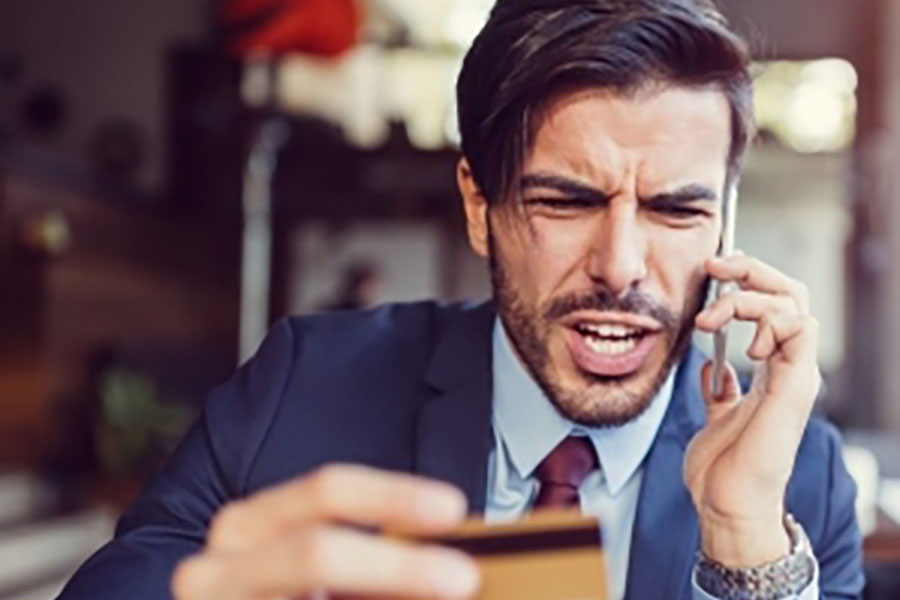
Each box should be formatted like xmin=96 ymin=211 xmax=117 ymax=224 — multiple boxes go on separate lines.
xmin=485 ymin=319 xmax=819 ymax=600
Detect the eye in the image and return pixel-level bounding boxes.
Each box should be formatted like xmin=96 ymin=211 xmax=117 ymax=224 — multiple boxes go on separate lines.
xmin=646 ymin=202 xmax=711 ymax=220
xmin=523 ymin=197 xmax=595 ymax=211
xmin=657 ymin=206 xmax=706 ymax=217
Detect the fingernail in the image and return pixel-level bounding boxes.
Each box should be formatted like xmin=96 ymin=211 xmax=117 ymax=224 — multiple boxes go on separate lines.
xmin=430 ymin=552 xmax=481 ymax=599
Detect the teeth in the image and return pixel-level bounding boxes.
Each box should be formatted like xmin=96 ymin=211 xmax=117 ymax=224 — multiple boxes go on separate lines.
xmin=584 ymin=335 xmax=639 ymax=356
xmin=581 ymin=323 xmax=640 ymax=338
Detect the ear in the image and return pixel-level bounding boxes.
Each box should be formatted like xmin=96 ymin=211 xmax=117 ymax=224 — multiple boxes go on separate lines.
xmin=457 ymin=158 xmax=489 ymax=258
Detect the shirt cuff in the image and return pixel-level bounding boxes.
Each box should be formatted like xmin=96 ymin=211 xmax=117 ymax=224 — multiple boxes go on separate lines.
xmin=691 ymin=560 xmax=820 ymax=600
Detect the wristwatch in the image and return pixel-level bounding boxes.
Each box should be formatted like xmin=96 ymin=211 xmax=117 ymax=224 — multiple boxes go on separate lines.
xmin=695 ymin=513 xmax=816 ymax=600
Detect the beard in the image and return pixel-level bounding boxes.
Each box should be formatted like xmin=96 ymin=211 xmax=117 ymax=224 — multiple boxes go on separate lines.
xmin=489 ymin=235 xmax=708 ymax=428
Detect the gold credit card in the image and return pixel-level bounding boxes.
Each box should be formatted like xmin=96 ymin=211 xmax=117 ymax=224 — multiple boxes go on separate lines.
xmin=389 ymin=509 xmax=607 ymax=600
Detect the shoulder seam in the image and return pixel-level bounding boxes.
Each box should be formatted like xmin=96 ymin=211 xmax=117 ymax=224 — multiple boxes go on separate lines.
xmin=239 ymin=318 xmax=299 ymax=496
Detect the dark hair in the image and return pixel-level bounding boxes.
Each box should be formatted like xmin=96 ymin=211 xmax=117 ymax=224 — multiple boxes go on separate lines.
xmin=457 ymin=0 xmax=753 ymax=205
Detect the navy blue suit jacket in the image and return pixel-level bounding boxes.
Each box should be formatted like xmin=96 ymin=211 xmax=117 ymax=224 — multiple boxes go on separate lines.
xmin=58 ymin=301 xmax=864 ymax=599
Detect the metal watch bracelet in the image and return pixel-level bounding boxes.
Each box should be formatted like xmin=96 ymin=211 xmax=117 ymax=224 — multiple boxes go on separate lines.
xmin=695 ymin=513 xmax=816 ymax=600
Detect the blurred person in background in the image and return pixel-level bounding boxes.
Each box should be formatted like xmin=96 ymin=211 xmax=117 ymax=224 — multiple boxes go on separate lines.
xmin=57 ymin=1 xmax=864 ymax=600
xmin=319 ymin=261 xmax=382 ymax=311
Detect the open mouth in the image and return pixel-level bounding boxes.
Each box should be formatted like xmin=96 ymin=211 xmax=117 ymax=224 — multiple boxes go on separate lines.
xmin=563 ymin=315 xmax=662 ymax=377
xmin=575 ymin=322 xmax=648 ymax=356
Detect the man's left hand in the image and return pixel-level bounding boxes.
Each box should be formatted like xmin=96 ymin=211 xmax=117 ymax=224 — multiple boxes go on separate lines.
xmin=685 ymin=253 xmax=821 ymax=568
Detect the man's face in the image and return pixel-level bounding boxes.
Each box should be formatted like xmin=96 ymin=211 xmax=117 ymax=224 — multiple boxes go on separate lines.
xmin=460 ymin=85 xmax=731 ymax=427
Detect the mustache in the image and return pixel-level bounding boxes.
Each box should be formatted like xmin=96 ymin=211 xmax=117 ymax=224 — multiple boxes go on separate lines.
xmin=543 ymin=288 xmax=679 ymax=330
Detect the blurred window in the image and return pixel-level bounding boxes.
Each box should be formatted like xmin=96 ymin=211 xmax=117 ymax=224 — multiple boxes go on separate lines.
xmin=754 ymin=58 xmax=858 ymax=154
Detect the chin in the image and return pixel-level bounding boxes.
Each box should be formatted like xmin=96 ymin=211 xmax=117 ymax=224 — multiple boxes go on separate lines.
xmin=547 ymin=349 xmax=674 ymax=428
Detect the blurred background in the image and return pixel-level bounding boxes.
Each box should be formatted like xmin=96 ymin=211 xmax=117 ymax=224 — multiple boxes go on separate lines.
xmin=2 ymin=0 xmax=900 ymax=598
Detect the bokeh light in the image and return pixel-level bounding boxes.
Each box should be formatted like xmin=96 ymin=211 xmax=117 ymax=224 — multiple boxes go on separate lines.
xmin=754 ymin=58 xmax=858 ymax=153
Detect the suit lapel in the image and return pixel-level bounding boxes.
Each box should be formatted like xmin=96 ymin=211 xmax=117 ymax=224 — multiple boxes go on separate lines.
xmin=415 ymin=302 xmax=496 ymax=514
xmin=413 ymin=304 xmax=712 ymax=595
xmin=624 ymin=347 xmax=708 ymax=600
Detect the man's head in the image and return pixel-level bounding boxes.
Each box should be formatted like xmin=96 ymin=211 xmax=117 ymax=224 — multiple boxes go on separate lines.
xmin=456 ymin=0 xmax=753 ymax=427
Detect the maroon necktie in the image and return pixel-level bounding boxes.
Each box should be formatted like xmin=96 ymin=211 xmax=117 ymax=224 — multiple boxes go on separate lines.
xmin=534 ymin=436 xmax=599 ymax=508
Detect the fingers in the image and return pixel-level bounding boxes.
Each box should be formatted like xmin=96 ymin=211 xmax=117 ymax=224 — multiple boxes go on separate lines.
xmin=700 ymin=360 xmax=742 ymax=423
xmin=696 ymin=290 xmax=818 ymax=364
xmin=696 ymin=290 xmax=797 ymax=332
xmin=747 ymin=312 xmax=818 ymax=362
xmin=208 ymin=465 xmax=468 ymax=553
xmin=177 ymin=466 xmax=476 ymax=600
xmin=741 ymin=342 xmax=822 ymax=459
xmin=174 ymin=526 xmax=481 ymax=600
xmin=706 ymin=255 xmax=811 ymax=315
xmin=742 ymin=315 xmax=820 ymax=441
xmin=701 ymin=360 xmax=740 ymax=404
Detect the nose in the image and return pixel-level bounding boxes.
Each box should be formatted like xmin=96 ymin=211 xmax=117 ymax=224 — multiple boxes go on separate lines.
xmin=585 ymin=200 xmax=648 ymax=297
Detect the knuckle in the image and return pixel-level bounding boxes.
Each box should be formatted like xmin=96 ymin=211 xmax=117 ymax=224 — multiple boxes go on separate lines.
xmin=306 ymin=465 xmax=349 ymax=506
xmin=296 ymin=527 xmax=338 ymax=580
xmin=208 ymin=502 xmax=250 ymax=548
xmin=719 ymin=291 xmax=737 ymax=310
xmin=777 ymin=296 xmax=796 ymax=314
xmin=171 ymin=557 xmax=217 ymax=599
xmin=740 ymin=257 xmax=758 ymax=277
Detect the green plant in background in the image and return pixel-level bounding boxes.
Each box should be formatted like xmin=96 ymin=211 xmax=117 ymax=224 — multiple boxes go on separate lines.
xmin=96 ymin=367 xmax=195 ymax=477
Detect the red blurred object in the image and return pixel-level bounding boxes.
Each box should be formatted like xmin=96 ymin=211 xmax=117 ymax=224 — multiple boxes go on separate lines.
xmin=220 ymin=0 xmax=360 ymax=57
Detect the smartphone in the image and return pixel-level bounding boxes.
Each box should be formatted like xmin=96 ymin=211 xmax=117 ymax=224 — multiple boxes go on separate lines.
xmin=711 ymin=185 xmax=739 ymax=397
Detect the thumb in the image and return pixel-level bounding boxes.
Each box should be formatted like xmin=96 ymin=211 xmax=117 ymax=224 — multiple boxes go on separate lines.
xmin=700 ymin=360 xmax=741 ymax=422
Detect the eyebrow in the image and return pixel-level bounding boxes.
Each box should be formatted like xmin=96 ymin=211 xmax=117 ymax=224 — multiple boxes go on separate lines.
xmin=519 ymin=173 xmax=609 ymax=203
xmin=519 ymin=173 xmax=719 ymax=205
xmin=644 ymin=184 xmax=719 ymax=205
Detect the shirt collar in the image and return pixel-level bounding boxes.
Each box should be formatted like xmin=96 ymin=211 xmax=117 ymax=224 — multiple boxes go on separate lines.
xmin=491 ymin=318 xmax=676 ymax=496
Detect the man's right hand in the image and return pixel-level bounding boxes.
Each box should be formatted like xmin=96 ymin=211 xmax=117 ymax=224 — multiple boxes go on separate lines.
xmin=172 ymin=465 xmax=481 ymax=600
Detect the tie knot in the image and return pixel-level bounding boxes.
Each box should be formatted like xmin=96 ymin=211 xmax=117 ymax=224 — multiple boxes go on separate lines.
xmin=534 ymin=436 xmax=598 ymax=508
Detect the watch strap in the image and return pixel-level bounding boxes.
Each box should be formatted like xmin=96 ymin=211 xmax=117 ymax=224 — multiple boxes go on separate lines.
xmin=695 ymin=513 xmax=816 ymax=600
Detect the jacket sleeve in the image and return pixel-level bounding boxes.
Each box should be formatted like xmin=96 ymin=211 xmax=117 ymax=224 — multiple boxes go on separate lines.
xmin=816 ymin=424 xmax=866 ymax=600
xmin=56 ymin=319 xmax=297 ymax=600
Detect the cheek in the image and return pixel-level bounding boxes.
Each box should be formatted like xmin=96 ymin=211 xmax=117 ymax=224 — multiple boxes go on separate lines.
xmin=521 ymin=220 xmax=595 ymax=297
xmin=648 ymin=227 xmax=718 ymax=308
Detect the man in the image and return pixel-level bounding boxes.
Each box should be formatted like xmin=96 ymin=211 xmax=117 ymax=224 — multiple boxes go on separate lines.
xmin=58 ymin=1 xmax=864 ymax=599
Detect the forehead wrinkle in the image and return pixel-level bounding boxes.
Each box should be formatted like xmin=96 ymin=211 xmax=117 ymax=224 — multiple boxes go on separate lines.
xmin=527 ymin=116 xmax=628 ymax=195
xmin=527 ymin=86 xmax=731 ymax=199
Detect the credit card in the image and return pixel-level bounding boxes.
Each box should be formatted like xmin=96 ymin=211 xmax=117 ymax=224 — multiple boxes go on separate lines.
xmin=388 ymin=509 xmax=607 ymax=600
